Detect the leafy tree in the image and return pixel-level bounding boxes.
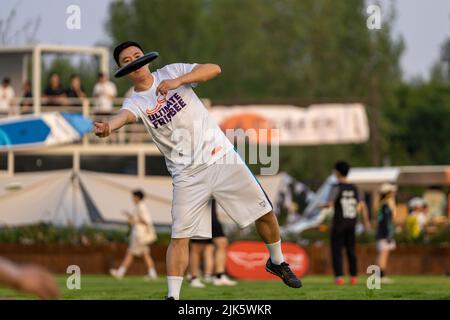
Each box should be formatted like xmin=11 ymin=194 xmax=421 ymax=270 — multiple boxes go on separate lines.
xmin=387 ymin=82 xmax=450 ymax=165
xmin=388 ymin=28 xmax=450 ymax=166
xmin=105 ymin=0 xmax=404 ymax=180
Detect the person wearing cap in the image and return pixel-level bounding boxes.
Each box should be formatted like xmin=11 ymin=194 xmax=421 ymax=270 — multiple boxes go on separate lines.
xmin=376 ymin=183 xmax=397 ymax=284
xmin=405 ymin=197 xmax=428 ymax=239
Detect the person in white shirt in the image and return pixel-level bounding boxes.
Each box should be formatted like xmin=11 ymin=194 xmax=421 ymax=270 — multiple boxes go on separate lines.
xmin=0 ymin=78 xmax=15 ymax=114
xmin=94 ymin=41 xmax=301 ymax=300
xmin=110 ymin=189 xmax=158 ymax=280
xmin=93 ymin=72 xmax=117 ymax=113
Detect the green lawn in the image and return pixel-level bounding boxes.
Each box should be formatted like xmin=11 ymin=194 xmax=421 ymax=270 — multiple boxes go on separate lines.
xmin=1 ymin=275 xmax=449 ymax=300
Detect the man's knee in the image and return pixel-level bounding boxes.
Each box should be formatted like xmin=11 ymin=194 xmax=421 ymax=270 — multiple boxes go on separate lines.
xmin=191 ymin=243 xmax=205 ymax=254
xmin=256 ymin=211 xmax=275 ymax=223
xmin=214 ymin=237 xmax=228 ymax=249
xmin=170 ymin=238 xmax=190 ymax=248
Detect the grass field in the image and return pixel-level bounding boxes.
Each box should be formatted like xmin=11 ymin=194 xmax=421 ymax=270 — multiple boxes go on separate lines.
xmin=1 ymin=275 xmax=450 ymax=300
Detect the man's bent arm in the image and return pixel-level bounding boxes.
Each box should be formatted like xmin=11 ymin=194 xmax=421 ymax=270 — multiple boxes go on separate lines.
xmin=179 ymin=64 xmax=221 ymax=85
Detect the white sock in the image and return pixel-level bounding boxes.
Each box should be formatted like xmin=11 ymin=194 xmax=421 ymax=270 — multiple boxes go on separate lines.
xmin=148 ymin=268 xmax=157 ymax=278
xmin=118 ymin=266 xmax=127 ymax=276
xmin=167 ymin=276 xmax=183 ymax=300
xmin=266 ymin=240 xmax=284 ymax=265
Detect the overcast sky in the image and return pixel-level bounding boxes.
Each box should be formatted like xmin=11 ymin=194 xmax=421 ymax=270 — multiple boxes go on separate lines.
xmin=1 ymin=0 xmax=450 ymax=80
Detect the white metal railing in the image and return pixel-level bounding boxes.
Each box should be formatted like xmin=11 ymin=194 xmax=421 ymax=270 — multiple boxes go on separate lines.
xmin=0 ymin=97 xmax=152 ymax=145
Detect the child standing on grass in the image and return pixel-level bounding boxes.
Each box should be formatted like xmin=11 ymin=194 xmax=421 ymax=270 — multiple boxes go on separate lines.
xmin=110 ymin=190 xmax=158 ymax=280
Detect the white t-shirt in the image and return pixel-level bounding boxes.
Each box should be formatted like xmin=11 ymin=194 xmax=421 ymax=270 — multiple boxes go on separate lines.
xmin=0 ymin=86 xmax=15 ymax=112
xmin=416 ymin=212 xmax=427 ymax=230
xmin=121 ymin=63 xmax=233 ymax=178
xmin=93 ymin=81 xmax=117 ymax=111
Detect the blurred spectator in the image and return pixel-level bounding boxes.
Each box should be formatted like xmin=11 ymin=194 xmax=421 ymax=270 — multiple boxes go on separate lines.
xmin=423 ymin=186 xmax=446 ymax=218
xmin=405 ymin=197 xmax=428 ymax=239
xmin=65 ymin=74 xmax=86 ymax=106
xmin=0 ymin=77 xmax=15 ymax=115
xmin=93 ymin=72 xmax=117 ymax=113
xmin=43 ymin=72 xmax=66 ymax=106
xmin=20 ymin=80 xmax=33 ymax=114
xmin=109 ymin=189 xmax=157 ymax=280
xmin=376 ymin=183 xmax=397 ymax=284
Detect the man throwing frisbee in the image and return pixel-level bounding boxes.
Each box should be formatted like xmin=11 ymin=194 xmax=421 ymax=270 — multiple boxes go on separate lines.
xmin=94 ymin=41 xmax=301 ymax=299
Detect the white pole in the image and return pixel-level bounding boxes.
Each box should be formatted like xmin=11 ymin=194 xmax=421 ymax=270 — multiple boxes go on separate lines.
xmin=73 ymin=150 xmax=80 ymax=173
xmin=99 ymin=49 xmax=109 ymax=78
xmin=7 ymin=151 xmax=14 ymax=176
xmin=32 ymin=46 xmax=41 ymax=114
xmin=138 ymin=150 xmax=145 ymax=178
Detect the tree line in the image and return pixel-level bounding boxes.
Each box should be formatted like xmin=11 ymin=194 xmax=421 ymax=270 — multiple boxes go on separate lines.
xmin=102 ymin=0 xmax=449 ymax=184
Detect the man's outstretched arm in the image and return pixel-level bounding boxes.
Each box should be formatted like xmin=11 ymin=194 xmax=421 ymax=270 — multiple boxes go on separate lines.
xmin=94 ymin=109 xmax=136 ymax=138
xmin=0 ymin=257 xmax=60 ymax=299
xmin=157 ymin=63 xmax=221 ymax=95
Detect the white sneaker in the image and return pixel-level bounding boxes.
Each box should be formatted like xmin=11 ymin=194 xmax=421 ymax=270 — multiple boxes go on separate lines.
xmin=381 ymin=277 xmax=394 ymax=284
xmin=148 ymin=269 xmax=158 ymax=280
xmin=213 ymin=275 xmax=237 ymax=286
xmin=110 ymin=269 xmax=124 ymax=280
xmin=203 ymin=274 xmax=213 ymax=283
xmin=144 ymin=274 xmax=157 ymax=281
xmin=190 ymin=278 xmax=206 ymax=288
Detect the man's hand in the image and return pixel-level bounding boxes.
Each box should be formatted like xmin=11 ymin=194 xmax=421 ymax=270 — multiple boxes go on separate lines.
xmin=156 ymin=78 xmax=183 ymax=95
xmin=94 ymin=121 xmax=111 ymax=138
xmin=14 ymin=264 xmax=60 ymax=300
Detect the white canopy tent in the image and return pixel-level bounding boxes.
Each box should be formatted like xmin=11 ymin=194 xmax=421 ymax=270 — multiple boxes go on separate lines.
xmin=0 ymin=170 xmax=90 ymax=226
xmin=0 ymin=170 xmax=284 ymax=228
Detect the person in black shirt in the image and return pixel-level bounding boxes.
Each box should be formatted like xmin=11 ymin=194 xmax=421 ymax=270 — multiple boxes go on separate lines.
xmin=65 ymin=74 xmax=86 ymax=107
xmin=376 ymin=183 xmax=397 ymax=284
xmin=324 ymin=161 xmax=370 ymax=285
xmin=20 ymin=80 xmax=33 ymax=113
xmin=43 ymin=72 xmax=66 ymax=106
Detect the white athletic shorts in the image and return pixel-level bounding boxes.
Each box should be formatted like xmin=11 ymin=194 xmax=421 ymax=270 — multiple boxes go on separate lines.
xmin=171 ymin=150 xmax=273 ymax=239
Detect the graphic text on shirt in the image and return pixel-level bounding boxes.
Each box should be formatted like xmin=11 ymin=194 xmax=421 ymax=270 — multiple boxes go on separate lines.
xmin=145 ymin=92 xmax=187 ymax=128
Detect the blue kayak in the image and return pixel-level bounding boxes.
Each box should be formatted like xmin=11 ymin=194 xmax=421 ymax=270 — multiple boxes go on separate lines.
xmin=0 ymin=112 xmax=92 ymax=150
